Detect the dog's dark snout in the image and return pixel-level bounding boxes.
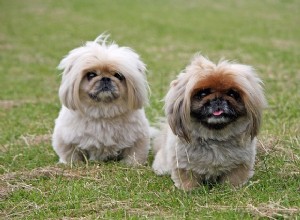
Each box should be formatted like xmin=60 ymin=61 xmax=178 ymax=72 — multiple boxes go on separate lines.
xmin=212 ymin=98 xmax=226 ymax=105
xmin=101 ymin=77 xmax=111 ymax=83
xmin=97 ymin=77 xmax=113 ymax=92
xmin=211 ymin=98 xmax=228 ymax=111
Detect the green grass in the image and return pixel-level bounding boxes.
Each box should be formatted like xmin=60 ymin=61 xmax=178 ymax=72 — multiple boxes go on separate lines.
xmin=0 ymin=0 xmax=299 ymax=219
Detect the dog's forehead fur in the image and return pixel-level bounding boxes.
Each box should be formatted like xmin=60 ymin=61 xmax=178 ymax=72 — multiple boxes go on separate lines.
xmin=84 ymin=63 xmax=119 ymax=75
xmin=191 ymin=70 xmax=244 ymax=95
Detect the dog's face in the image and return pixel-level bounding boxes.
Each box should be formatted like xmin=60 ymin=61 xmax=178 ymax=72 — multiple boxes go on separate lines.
xmin=190 ymin=74 xmax=247 ymax=130
xmin=57 ymin=35 xmax=148 ymax=118
xmin=165 ymin=55 xmax=267 ymax=142
xmin=80 ymin=66 xmax=126 ymax=104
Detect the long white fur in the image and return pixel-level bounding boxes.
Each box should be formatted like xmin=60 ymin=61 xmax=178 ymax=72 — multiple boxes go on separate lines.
xmin=52 ymin=34 xmax=150 ymax=165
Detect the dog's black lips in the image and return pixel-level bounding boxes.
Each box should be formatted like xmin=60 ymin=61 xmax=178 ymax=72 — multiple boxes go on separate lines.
xmin=191 ymin=98 xmax=240 ymax=130
xmin=88 ymin=91 xmax=119 ymax=102
xmin=88 ymin=93 xmax=101 ymax=102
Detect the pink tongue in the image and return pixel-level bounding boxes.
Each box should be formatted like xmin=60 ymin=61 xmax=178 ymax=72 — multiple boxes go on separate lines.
xmin=213 ymin=110 xmax=224 ymax=116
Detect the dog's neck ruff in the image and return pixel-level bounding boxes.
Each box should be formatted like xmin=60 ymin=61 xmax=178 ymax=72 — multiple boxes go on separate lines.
xmin=75 ymin=104 xmax=132 ymax=119
xmin=189 ymin=116 xmax=251 ymax=142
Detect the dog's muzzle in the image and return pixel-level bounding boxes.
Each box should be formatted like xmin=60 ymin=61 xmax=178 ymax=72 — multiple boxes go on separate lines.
xmin=97 ymin=77 xmax=113 ymax=92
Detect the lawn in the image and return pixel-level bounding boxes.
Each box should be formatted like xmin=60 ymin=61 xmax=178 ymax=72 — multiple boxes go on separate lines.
xmin=0 ymin=0 xmax=299 ymax=219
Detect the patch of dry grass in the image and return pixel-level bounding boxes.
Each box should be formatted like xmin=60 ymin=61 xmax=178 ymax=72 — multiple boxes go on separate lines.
xmin=1 ymin=162 xmax=299 ymax=219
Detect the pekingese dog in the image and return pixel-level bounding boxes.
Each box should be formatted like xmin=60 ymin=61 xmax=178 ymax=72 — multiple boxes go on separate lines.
xmin=52 ymin=34 xmax=150 ymax=166
xmin=152 ymin=55 xmax=267 ymax=190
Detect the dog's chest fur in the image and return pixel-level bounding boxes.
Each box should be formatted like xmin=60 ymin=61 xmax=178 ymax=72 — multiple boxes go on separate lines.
xmin=58 ymin=108 xmax=148 ymax=152
xmin=77 ymin=118 xmax=135 ymax=147
xmin=176 ymin=135 xmax=255 ymax=177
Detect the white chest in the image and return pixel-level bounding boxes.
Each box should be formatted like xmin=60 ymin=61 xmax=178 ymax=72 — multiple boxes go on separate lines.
xmin=57 ymin=109 xmax=148 ymax=151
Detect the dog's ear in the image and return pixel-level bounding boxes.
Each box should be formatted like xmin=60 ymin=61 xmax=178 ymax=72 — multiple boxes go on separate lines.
xmin=244 ymin=98 xmax=262 ymax=139
xmin=125 ymin=62 xmax=149 ymax=110
xmin=165 ymin=78 xmax=191 ymax=142
xmin=58 ymin=74 xmax=81 ymax=111
xmin=57 ymin=52 xmax=83 ymax=111
xmin=126 ymin=80 xmax=148 ymax=109
xmin=243 ymin=88 xmax=266 ymax=139
xmin=231 ymin=64 xmax=267 ymax=139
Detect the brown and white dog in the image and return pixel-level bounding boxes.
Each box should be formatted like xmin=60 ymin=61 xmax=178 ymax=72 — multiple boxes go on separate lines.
xmin=152 ymin=55 xmax=267 ymax=190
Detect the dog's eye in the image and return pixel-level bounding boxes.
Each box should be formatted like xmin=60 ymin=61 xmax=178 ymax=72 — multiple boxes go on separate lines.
xmin=227 ymin=89 xmax=240 ymax=100
xmin=114 ymin=72 xmax=125 ymax=81
xmin=195 ymin=88 xmax=211 ymax=99
xmin=86 ymin=72 xmax=97 ymax=81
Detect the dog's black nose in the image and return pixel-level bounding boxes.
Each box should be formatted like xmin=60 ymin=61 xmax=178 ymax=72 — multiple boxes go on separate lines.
xmin=97 ymin=77 xmax=113 ymax=92
xmin=101 ymin=77 xmax=111 ymax=83
xmin=211 ymin=98 xmax=226 ymax=106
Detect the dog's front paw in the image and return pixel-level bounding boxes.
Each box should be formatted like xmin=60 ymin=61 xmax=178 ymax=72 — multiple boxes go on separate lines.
xmin=152 ymin=161 xmax=170 ymax=175
xmin=172 ymin=168 xmax=201 ymax=191
xmin=121 ymin=156 xmax=146 ymax=167
xmin=221 ymin=164 xmax=253 ymax=187
xmin=174 ymin=179 xmax=199 ymax=191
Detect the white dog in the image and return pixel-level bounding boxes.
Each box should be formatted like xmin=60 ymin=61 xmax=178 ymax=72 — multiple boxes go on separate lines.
xmin=52 ymin=34 xmax=150 ymax=165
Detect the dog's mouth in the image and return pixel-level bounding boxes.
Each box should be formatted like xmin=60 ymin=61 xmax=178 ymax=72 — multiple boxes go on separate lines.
xmin=204 ymin=109 xmax=236 ymax=129
xmin=88 ymin=91 xmax=120 ymax=103
xmin=191 ymin=104 xmax=239 ymax=130
xmin=212 ymin=110 xmax=224 ymax=116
